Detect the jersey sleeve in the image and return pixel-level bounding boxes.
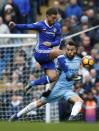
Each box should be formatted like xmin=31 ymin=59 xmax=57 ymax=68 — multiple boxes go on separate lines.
xmin=15 ymin=22 xmax=42 ymax=31
xmin=51 ymin=23 xmax=61 ymax=47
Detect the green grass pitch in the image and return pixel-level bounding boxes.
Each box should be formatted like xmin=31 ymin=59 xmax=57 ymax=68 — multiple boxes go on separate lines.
xmin=0 ymin=121 xmax=99 ymax=131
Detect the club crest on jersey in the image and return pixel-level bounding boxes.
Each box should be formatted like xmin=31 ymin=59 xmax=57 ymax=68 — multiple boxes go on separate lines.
xmin=53 ymin=28 xmax=57 ymax=33
xmin=42 ymin=28 xmax=46 ymax=31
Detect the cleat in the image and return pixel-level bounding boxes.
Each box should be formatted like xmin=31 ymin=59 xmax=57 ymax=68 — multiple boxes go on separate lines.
xmin=24 ymin=82 xmax=32 ymax=92
xmin=9 ymin=114 xmax=18 ymax=122
xmin=68 ymin=115 xmax=78 ymax=121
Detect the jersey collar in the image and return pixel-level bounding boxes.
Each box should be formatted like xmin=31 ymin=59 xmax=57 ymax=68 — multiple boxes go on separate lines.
xmin=44 ymin=19 xmax=53 ymax=28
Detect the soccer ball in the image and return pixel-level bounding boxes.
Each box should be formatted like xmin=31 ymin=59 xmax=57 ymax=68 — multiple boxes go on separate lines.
xmin=82 ymin=55 xmax=94 ymax=68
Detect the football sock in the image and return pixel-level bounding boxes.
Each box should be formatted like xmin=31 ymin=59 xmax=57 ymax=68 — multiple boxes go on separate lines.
xmin=17 ymin=101 xmax=37 ymax=117
xmin=70 ymin=101 xmax=83 ymax=116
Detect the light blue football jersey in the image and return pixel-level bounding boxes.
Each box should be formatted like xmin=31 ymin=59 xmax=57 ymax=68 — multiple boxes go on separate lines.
xmin=57 ymin=55 xmax=81 ymax=90
xmin=42 ymin=55 xmax=81 ymax=103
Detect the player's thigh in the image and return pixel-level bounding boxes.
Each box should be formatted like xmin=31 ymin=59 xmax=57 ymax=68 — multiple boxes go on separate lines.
xmin=34 ymin=52 xmax=50 ymax=63
xmin=46 ymin=84 xmax=65 ymax=103
xmin=49 ymin=48 xmax=64 ymax=60
xmin=69 ymin=95 xmax=83 ymax=103
xmin=34 ymin=52 xmax=57 ymax=72
xmin=64 ymin=90 xmax=79 ymax=102
xmin=45 ymin=69 xmax=58 ymax=81
xmin=36 ymin=99 xmax=45 ymax=107
xmin=41 ymin=60 xmax=56 ymax=70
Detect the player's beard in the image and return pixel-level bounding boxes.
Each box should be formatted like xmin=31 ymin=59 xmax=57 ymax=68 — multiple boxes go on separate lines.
xmin=67 ymin=55 xmax=75 ymax=60
xmin=66 ymin=52 xmax=76 ymax=60
xmin=66 ymin=51 xmax=77 ymax=60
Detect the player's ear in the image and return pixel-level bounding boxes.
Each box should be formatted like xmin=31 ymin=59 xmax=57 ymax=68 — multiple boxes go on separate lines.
xmin=46 ymin=15 xmax=49 ymax=19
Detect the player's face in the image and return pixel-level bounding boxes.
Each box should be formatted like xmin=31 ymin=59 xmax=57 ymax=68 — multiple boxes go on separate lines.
xmin=47 ymin=14 xmax=58 ymax=26
xmin=65 ymin=44 xmax=77 ymax=59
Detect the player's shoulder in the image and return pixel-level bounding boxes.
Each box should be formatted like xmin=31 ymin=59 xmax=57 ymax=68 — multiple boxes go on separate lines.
xmin=39 ymin=20 xmax=44 ymax=24
xmin=54 ymin=21 xmax=61 ymax=28
xmin=33 ymin=21 xmax=44 ymax=25
xmin=74 ymin=55 xmax=81 ymax=61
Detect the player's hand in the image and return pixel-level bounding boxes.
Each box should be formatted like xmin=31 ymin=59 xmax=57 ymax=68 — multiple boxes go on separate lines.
xmin=9 ymin=21 xmax=16 ymax=28
xmin=43 ymin=41 xmax=51 ymax=47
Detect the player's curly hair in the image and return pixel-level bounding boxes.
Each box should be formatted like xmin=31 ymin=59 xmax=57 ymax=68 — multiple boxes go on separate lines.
xmin=46 ymin=8 xmax=58 ymax=16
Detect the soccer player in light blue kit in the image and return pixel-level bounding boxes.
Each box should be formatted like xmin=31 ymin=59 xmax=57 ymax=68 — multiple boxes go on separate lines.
xmin=9 ymin=8 xmax=69 ymax=95
xmin=9 ymin=40 xmax=83 ymax=121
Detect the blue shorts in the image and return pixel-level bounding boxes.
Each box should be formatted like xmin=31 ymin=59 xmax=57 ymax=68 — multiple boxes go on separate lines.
xmin=34 ymin=51 xmax=56 ymax=70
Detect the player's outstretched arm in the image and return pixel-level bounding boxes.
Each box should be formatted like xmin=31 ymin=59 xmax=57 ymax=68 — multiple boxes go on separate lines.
xmin=9 ymin=21 xmax=42 ymax=30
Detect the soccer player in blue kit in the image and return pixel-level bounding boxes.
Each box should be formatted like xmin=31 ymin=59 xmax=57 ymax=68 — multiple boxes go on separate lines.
xmin=9 ymin=40 xmax=83 ymax=121
xmin=9 ymin=8 xmax=69 ymax=94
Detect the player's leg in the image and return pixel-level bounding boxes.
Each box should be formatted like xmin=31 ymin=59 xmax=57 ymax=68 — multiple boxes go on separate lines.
xmin=25 ymin=51 xmax=58 ymax=92
xmin=25 ymin=68 xmax=58 ymax=91
xmin=9 ymin=80 xmax=64 ymax=121
xmin=64 ymin=90 xmax=83 ymax=120
xmin=25 ymin=64 xmax=57 ymax=91
xmin=31 ymin=66 xmax=58 ymax=85
xmin=25 ymin=48 xmax=68 ymax=92
xmin=68 ymin=95 xmax=83 ymax=120
xmin=9 ymin=98 xmax=47 ymax=121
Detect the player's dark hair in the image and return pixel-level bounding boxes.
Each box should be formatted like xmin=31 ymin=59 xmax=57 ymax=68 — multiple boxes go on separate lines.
xmin=66 ymin=40 xmax=78 ymax=48
xmin=46 ymin=8 xmax=58 ymax=16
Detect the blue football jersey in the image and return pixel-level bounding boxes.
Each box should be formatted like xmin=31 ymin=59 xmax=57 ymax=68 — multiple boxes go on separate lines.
xmin=15 ymin=20 xmax=61 ymax=52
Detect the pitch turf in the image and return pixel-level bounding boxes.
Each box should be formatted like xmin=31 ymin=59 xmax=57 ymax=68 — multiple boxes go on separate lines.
xmin=0 ymin=121 xmax=99 ymax=131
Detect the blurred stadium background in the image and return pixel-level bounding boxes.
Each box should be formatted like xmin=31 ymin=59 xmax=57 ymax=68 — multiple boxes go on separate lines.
xmin=0 ymin=0 xmax=99 ymax=128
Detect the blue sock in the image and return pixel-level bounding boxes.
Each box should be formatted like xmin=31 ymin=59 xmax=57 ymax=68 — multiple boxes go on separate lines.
xmin=57 ymin=55 xmax=68 ymax=73
xmin=30 ymin=75 xmax=52 ymax=86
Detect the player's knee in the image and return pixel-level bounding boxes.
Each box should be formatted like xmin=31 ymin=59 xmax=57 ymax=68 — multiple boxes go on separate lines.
xmin=71 ymin=96 xmax=83 ymax=104
xmin=75 ymin=98 xmax=84 ymax=105
xmin=78 ymin=97 xmax=83 ymax=103
xmin=37 ymin=100 xmax=45 ymax=107
xmin=56 ymin=49 xmax=63 ymax=56
xmin=51 ymin=74 xmax=57 ymax=81
xmin=40 ymin=97 xmax=47 ymax=105
xmin=53 ymin=49 xmax=63 ymax=55
xmin=79 ymin=99 xmax=84 ymax=104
